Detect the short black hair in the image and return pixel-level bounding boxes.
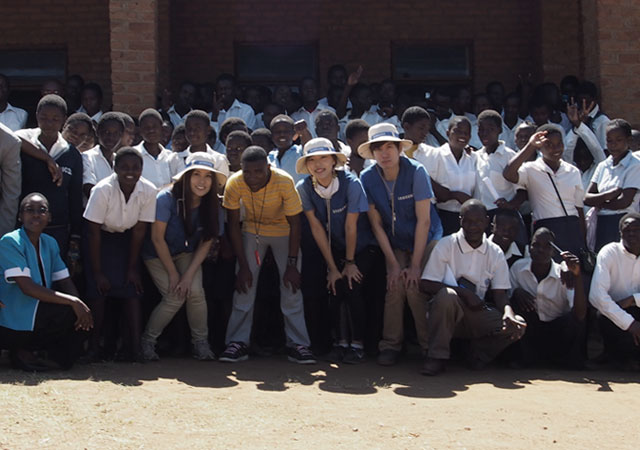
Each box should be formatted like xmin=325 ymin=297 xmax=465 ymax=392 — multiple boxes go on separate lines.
xmin=532 ymin=227 xmax=556 ymax=242
xmin=114 ymin=146 xmax=143 ymax=166
xmin=606 ymin=118 xmax=632 ymax=138
xmin=64 ymin=112 xmax=94 ymax=130
xmin=20 ymin=192 xmax=49 ymax=211
xmin=219 ymin=117 xmax=248 ymax=142
xmin=345 ymin=119 xmax=370 ymax=140
xmin=216 ymin=73 xmax=236 ymax=86
xmin=577 ymin=81 xmax=598 ymax=99
xmin=493 ymin=208 xmax=522 ymax=224
xmin=529 ymin=95 xmax=550 ymax=111
xmin=536 ymin=123 xmax=563 ymax=138
xmin=81 ymin=82 xmax=103 ymax=101
xmin=315 ymin=109 xmax=339 ymax=126
xmin=241 ymin=145 xmax=268 ymax=163
xmin=172 ymin=123 xmax=185 ymax=140
xmin=226 ymin=130 xmax=252 ymax=147
xmin=250 ymin=128 xmax=273 ymax=150
xmin=460 ymin=198 xmax=488 ymax=217
xmin=97 ymin=111 xmax=125 ymax=132
xmin=185 ymin=109 xmax=211 ymax=127
xmin=620 ymin=212 xmax=640 ymax=231
xmin=36 ymin=94 xmax=67 ymax=115
xmin=477 ymin=109 xmax=503 ymax=129
xmin=138 ymin=108 xmax=163 ymax=124
xmin=560 ymin=75 xmax=579 ymax=88
xmin=270 ymin=114 xmax=294 ymax=129
xmin=401 ymin=106 xmax=431 ymax=126
xmin=447 ymin=115 xmax=472 ymax=131
xmin=486 ymin=81 xmax=504 ymax=93
xmin=119 ymin=112 xmax=135 ymax=128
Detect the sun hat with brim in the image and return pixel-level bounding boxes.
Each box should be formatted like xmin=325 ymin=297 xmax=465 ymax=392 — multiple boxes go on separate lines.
xmin=172 ymin=152 xmax=227 ymax=188
xmin=357 ymin=123 xmax=412 ymax=159
xmin=296 ymin=137 xmax=348 ymax=175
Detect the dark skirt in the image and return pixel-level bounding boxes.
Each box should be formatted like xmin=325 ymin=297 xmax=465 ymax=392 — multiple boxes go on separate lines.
xmin=533 ymin=216 xmax=585 ymax=261
xmin=595 ymin=213 xmax=625 ymax=252
xmin=85 ymin=229 xmax=139 ymax=300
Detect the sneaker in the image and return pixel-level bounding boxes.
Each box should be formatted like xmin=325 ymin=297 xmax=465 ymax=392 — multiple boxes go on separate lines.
xmin=219 ymin=342 xmax=249 ymax=363
xmin=325 ymin=345 xmax=347 ymax=363
xmin=141 ymin=339 xmax=159 ymax=362
xmin=192 ymin=340 xmax=216 ymax=361
xmin=287 ymin=345 xmax=316 ymax=364
xmin=343 ymin=346 xmax=365 ymax=364
xmin=377 ymin=349 xmax=399 ymax=366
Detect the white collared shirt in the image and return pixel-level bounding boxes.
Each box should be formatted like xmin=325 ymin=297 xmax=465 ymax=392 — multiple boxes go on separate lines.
xmin=0 ymin=103 xmax=28 ymax=131
xmin=589 ymin=241 xmax=640 ymax=330
xmin=416 ymin=143 xmax=477 ymax=213
xmin=134 ymin=142 xmax=184 ymax=190
xmin=516 ymin=158 xmax=584 ymax=221
xmin=214 ymin=98 xmax=256 ymax=131
xmin=291 ymin=103 xmax=336 ymax=138
xmin=590 ymin=151 xmax=640 ymax=215
xmin=563 ymin=122 xmax=606 ymax=189
xmin=587 ymin=104 xmax=610 ymax=150
xmin=14 ymin=128 xmax=70 ymax=160
xmin=167 ymin=104 xmax=190 ymax=128
xmin=268 ymin=145 xmax=306 ymax=185
xmin=422 ymin=229 xmax=511 ymax=300
xmin=83 ymin=172 xmax=156 ymax=233
xmin=475 ymin=142 xmax=518 ymax=210
xmin=82 ymin=145 xmax=114 ymax=186
xmin=510 ymin=257 xmax=574 ymax=322
xmin=488 ymin=234 xmax=523 ymax=262
xmin=76 ymin=106 xmax=103 ymax=123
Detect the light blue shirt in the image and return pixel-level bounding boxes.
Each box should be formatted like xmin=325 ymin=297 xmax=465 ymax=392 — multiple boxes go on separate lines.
xmin=268 ymin=145 xmax=307 ymax=185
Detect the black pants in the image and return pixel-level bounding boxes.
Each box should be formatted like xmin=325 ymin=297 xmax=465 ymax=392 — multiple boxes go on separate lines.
xmin=0 ymin=302 xmax=82 ymax=369
xmin=599 ymin=306 xmax=640 ymax=362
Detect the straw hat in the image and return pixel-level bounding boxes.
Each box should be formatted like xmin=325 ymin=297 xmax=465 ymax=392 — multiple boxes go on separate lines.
xmin=295 ymin=137 xmax=348 ymax=175
xmin=357 ymin=123 xmax=412 ymax=159
xmin=172 ymin=152 xmax=227 ymax=188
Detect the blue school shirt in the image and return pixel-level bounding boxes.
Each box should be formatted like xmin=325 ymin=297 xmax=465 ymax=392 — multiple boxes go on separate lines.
xmin=268 ymin=145 xmax=307 ymax=185
xmin=0 ymin=228 xmax=69 ymax=331
xmin=297 ymin=170 xmax=374 ymax=254
xmin=361 ymin=156 xmax=436 ymax=252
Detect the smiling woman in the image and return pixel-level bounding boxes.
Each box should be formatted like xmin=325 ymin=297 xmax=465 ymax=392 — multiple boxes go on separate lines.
xmin=0 ymin=193 xmax=92 ymax=371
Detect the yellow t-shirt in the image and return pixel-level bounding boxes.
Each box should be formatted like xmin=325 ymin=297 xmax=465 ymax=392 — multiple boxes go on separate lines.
xmin=223 ymin=167 xmax=303 ymax=237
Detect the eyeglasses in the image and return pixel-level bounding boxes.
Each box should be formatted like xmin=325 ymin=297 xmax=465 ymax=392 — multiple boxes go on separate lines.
xmin=22 ymin=206 xmax=49 ymax=215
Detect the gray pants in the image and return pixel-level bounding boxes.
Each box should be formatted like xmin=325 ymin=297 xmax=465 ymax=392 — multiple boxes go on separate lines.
xmin=225 ymin=232 xmax=310 ymax=347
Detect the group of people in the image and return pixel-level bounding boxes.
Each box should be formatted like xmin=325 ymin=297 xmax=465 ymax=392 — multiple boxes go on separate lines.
xmin=0 ymin=65 xmax=639 ymax=375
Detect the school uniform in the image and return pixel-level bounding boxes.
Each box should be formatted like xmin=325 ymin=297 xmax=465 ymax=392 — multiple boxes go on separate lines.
xmin=166 ymin=104 xmax=190 ymax=128
xmin=134 ymin=142 xmax=184 ymax=190
xmin=297 ymin=170 xmax=374 ymax=347
xmin=0 ymin=103 xmax=28 ymax=131
xmin=589 ymin=241 xmax=640 ymax=362
xmin=15 ymin=129 xmax=83 ymax=254
xmin=475 ymin=142 xmax=518 ymax=211
xmin=82 ymin=145 xmax=113 ymax=187
xmin=563 ymin=123 xmax=606 ymax=189
xmin=142 ymin=189 xmax=210 ymax=345
xmin=488 ymin=234 xmax=523 ymax=267
xmin=361 ymin=156 xmax=436 ymax=353
xmin=83 ymin=173 xmax=157 ymax=299
xmin=422 ymin=229 xmax=517 ymax=363
xmin=0 ymin=123 xmax=22 ymax=236
xmin=510 ymin=257 xmax=584 ymax=366
xmin=0 ymin=228 xmax=79 ymax=368
xmin=268 ymin=145 xmax=307 ymax=185
xmin=222 ymin=167 xmax=311 ymax=347
xmin=291 ymin=103 xmax=336 ymax=138
xmin=416 ymin=143 xmax=478 ymax=235
xmin=75 ymin=107 xmax=103 ymax=124
xmin=585 ymin=104 xmax=610 ymax=150
xmin=516 ymin=158 xmax=585 ymax=257
xmin=213 ymin=99 xmax=256 ymax=132
xmin=590 ymin=151 xmax=640 ymax=250
xmin=501 ymin=117 xmax=524 ymax=150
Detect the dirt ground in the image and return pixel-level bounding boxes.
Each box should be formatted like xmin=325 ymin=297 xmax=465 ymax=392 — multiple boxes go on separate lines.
xmin=1 ymin=355 xmax=639 ymax=450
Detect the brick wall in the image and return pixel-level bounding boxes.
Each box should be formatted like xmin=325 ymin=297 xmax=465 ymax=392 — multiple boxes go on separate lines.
xmin=170 ymin=0 xmax=567 ymax=96
xmin=0 ymin=0 xmax=111 ymax=108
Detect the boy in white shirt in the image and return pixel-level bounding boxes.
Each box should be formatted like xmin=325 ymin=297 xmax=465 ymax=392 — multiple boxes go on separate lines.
xmin=420 ymin=200 xmax=526 ymax=375
xmin=212 ymin=74 xmax=256 ymax=131
xmin=0 ymin=74 xmax=27 ymax=132
xmin=510 ymin=228 xmax=586 ymax=367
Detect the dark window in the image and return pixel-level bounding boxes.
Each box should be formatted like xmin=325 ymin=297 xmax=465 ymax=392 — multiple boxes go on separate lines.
xmin=391 ymin=42 xmax=472 ymax=82
xmin=235 ymin=42 xmax=318 ymax=84
xmin=0 ymin=49 xmax=66 ymax=86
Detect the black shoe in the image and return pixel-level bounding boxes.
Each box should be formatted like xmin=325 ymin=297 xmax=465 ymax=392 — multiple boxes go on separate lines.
xmin=325 ymin=346 xmax=347 ymax=363
xmin=287 ymin=345 xmax=316 ymax=364
xmin=421 ymin=357 xmax=446 ymax=376
xmin=377 ymin=349 xmax=399 ymax=366
xmin=343 ymin=347 xmax=365 ymax=364
xmin=219 ymin=342 xmax=249 ymax=363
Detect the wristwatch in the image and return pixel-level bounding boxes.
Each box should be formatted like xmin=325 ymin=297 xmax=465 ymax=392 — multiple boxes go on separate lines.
xmin=287 ymin=256 xmax=298 ymax=266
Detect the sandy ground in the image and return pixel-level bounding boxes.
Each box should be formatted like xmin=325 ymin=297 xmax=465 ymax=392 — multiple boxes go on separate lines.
xmin=1 ymin=356 xmax=639 ymax=450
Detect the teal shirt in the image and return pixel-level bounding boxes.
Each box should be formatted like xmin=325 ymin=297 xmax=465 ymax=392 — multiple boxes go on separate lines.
xmin=0 ymin=227 xmax=69 ymax=331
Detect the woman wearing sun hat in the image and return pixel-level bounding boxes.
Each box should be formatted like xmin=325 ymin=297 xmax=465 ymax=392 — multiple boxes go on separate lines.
xmin=358 ymin=123 xmax=439 ymax=366
xmin=296 ymin=137 xmax=375 ymax=363
xmin=140 ymin=152 xmax=226 ymax=361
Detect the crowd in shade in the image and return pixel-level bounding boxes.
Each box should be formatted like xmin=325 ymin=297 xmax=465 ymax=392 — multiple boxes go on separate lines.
xmin=1 ymin=64 xmax=640 ymax=374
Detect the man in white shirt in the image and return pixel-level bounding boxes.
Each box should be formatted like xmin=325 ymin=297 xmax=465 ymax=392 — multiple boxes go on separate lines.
xmin=291 ymin=77 xmax=335 ymax=138
xmin=77 ymin=83 xmax=105 ymax=123
xmin=0 ymin=74 xmax=28 ymax=131
xmin=589 ymin=213 xmax=640 ymax=367
xmin=211 ymin=74 xmax=256 ymax=132
xmin=166 ymin=81 xmax=197 ymax=128
xmin=510 ymin=228 xmax=586 ymax=367
xmin=420 ymin=200 xmax=526 ymax=375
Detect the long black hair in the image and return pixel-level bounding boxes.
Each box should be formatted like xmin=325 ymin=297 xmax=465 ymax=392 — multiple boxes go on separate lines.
xmin=172 ymin=170 xmax=219 ymax=241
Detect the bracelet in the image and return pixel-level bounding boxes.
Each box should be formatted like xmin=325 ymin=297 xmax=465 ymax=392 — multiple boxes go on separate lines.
xmin=287 ymin=256 xmax=298 ymax=266
xmin=343 ymin=258 xmax=355 ymax=265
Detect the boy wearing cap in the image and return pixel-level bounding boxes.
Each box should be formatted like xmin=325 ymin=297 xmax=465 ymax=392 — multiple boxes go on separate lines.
xmin=296 ymin=138 xmax=374 ymax=363
xmin=219 ymin=146 xmax=314 ymax=364
xmin=140 ymin=152 xmax=225 ymax=361
xmin=359 ymin=123 xmax=435 ymax=366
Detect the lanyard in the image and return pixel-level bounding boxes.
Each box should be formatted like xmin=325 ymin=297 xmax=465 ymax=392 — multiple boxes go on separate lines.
xmin=376 ymin=166 xmax=397 ymax=236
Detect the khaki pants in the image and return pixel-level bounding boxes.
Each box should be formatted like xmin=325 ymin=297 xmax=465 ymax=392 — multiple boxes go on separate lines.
xmin=378 ymin=241 xmax=437 ymax=352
